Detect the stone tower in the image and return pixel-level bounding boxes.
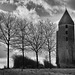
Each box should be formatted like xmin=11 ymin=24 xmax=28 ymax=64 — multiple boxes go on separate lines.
xmin=56 ymin=9 xmax=75 ymax=68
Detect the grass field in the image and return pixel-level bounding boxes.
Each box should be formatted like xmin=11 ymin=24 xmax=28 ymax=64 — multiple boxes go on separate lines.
xmin=0 ymin=69 xmax=75 ymax=75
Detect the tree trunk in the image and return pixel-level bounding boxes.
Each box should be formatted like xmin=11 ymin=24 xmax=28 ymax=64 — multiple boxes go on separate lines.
xmin=49 ymin=50 xmax=51 ymax=69
xmin=7 ymin=41 xmax=9 ymax=69
xmin=22 ymin=50 xmax=24 ymax=69
xmin=22 ymin=32 xmax=24 ymax=69
xmin=36 ymin=51 xmax=38 ymax=68
xmin=7 ymin=27 xmax=10 ymax=69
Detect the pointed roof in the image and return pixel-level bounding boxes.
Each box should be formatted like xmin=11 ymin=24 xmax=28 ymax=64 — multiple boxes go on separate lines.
xmin=59 ymin=9 xmax=74 ymax=25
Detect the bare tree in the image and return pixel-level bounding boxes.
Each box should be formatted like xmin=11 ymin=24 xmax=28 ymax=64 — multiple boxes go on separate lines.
xmin=43 ymin=19 xmax=56 ymax=68
xmin=0 ymin=13 xmax=16 ymax=68
xmin=11 ymin=18 xmax=29 ymax=69
xmin=26 ymin=21 xmax=45 ymax=68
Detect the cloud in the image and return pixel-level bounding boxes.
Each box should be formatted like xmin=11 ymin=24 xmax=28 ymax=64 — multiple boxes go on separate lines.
xmin=66 ymin=0 xmax=75 ymax=10
xmin=12 ymin=0 xmax=65 ymax=24
xmin=44 ymin=0 xmax=61 ymax=6
xmin=0 ymin=41 xmax=13 ymax=58
xmin=24 ymin=0 xmax=65 ymax=19
xmin=0 ymin=0 xmax=65 ymax=22
xmin=13 ymin=5 xmax=40 ymax=23
xmin=35 ymin=5 xmax=50 ymax=16
xmin=0 ymin=3 xmax=17 ymax=12
xmin=0 ymin=42 xmax=6 ymax=58
xmin=56 ymin=0 xmax=75 ymax=10
xmin=13 ymin=0 xmax=50 ymax=22
xmin=43 ymin=0 xmax=75 ymax=11
xmin=26 ymin=1 xmax=50 ymax=17
xmin=42 ymin=0 xmax=75 ymax=23
xmin=0 ymin=58 xmax=13 ymax=68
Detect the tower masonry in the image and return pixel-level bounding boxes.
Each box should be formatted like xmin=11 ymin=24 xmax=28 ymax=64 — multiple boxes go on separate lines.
xmin=56 ymin=9 xmax=75 ymax=68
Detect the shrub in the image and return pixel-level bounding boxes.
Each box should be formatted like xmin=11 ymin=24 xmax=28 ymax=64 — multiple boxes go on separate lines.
xmin=13 ymin=55 xmax=44 ymax=68
xmin=44 ymin=60 xmax=56 ymax=68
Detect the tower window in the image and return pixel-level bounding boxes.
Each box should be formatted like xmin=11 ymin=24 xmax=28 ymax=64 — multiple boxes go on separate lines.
xmin=66 ymin=37 xmax=68 ymax=41
xmin=66 ymin=31 xmax=68 ymax=34
xmin=65 ymin=25 xmax=68 ymax=28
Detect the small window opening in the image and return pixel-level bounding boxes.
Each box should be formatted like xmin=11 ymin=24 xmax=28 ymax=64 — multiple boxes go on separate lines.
xmin=65 ymin=25 xmax=68 ymax=28
xmin=66 ymin=31 xmax=68 ymax=34
xmin=66 ymin=37 xmax=68 ymax=41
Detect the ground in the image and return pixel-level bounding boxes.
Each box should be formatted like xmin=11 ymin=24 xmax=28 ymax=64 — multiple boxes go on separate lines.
xmin=0 ymin=69 xmax=75 ymax=75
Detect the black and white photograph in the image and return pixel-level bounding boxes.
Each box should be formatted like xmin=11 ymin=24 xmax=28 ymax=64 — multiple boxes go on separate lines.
xmin=0 ymin=0 xmax=75 ymax=75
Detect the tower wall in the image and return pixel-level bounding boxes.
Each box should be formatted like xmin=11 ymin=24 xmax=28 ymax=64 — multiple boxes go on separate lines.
xmin=73 ymin=25 xmax=75 ymax=60
xmin=57 ymin=24 xmax=74 ymax=68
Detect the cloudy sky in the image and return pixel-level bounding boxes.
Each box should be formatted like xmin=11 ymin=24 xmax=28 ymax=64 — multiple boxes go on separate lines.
xmin=0 ymin=0 xmax=75 ymax=68
xmin=0 ymin=0 xmax=75 ymax=22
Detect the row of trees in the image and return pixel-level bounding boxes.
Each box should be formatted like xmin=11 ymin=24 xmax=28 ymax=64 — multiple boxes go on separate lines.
xmin=0 ymin=12 xmax=56 ymax=69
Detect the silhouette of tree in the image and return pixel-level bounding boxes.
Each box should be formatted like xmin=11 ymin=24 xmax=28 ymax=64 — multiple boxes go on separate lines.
xmin=0 ymin=13 xmax=16 ymax=68
xmin=43 ymin=19 xmax=56 ymax=69
xmin=26 ymin=21 xmax=45 ymax=68
xmin=13 ymin=55 xmax=44 ymax=68
xmin=44 ymin=60 xmax=56 ymax=68
xmin=11 ymin=18 xmax=29 ymax=69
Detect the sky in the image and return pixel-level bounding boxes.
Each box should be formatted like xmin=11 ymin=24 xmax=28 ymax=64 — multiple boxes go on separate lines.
xmin=0 ymin=0 xmax=75 ymax=68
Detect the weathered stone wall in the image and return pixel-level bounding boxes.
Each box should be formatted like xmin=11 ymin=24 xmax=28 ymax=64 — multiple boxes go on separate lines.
xmin=56 ymin=24 xmax=74 ymax=68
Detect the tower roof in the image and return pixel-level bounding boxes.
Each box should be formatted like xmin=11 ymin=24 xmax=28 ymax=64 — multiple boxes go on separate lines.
xmin=59 ymin=9 xmax=74 ymax=25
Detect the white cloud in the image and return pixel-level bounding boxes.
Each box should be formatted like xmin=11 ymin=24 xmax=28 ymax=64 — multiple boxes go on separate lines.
xmin=13 ymin=6 xmax=29 ymax=18
xmin=0 ymin=58 xmax=13 ymax=68
xmin=13 ymin=5 xmax=40 ymax=23
xmin=0 ymin=42 xmax=6 ymax=58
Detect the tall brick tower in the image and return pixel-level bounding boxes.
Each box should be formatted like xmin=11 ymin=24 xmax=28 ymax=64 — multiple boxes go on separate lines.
xmin=56 ymin=9 xmax=75 ymax=68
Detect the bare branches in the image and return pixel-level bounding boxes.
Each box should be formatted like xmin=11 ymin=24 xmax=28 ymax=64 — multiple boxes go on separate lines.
xmin=0 ymin=13 xmax=16 ymax=68
xmin=0 ymin=13 xmax=16 ymax=44
xmin=43 ymin=19 xmax=56 ymax=51
xmin=11 ymin=18 xmax=29 ymax=52
xmin=26 ymin=21 xmax=45 ymax=52
xmin=42 ymin=19 xmax=56 ymax=68
xmin=11 ymin=18 xmax=29 ymax=69
xmin=0 ymin=24 xmax=8 ymax=44
xmin=0 ymin=12 xmax=56 ymax=68
xmin=25 ymin=21 xmax=46 ymax=68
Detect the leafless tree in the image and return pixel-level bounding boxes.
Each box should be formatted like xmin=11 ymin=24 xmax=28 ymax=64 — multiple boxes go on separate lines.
xmin=26 ymin=21 xmax=45 ymax=68
xmin=11 ymin=18 xmax=29 ymax=69
xmin=43 ymin=19 xmax=56 ymax=68
xmin=0 ymin=13 xmax=16 ymax=68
